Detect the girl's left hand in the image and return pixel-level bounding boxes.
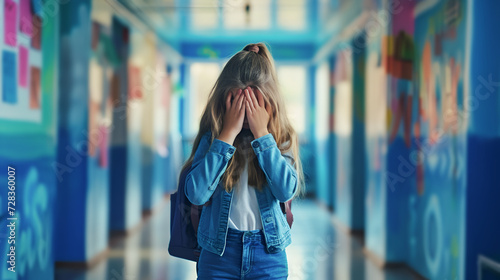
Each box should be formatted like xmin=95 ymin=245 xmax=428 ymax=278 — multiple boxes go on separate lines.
xmin=244 ymin=87 xmax=271 ymax=139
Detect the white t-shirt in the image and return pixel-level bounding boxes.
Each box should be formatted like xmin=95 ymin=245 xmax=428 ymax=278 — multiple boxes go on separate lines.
xmin=228 ymin=160 xmax=263 ymax=230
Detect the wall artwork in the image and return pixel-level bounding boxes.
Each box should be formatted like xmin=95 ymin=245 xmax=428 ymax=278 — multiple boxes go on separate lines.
xmin=408 ymin=0 xmax=467 ymax=278
xmin=364 ymin=1 xmax=468 ymax=278
xmin=0 ymin=0 xmax=43 ymax=122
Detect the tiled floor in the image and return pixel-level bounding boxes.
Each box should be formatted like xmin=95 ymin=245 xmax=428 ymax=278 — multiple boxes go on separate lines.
xmin=55 ymin=199 xmax=421 ymax=280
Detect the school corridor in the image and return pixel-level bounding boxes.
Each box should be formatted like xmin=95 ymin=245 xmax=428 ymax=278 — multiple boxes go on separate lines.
xmin=0 ymin=0 xmax=500 ymax=280
xmin=54 ymin=199 xmax=422 ymax=280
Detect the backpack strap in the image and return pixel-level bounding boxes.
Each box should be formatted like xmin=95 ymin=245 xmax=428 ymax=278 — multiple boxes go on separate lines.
xmin=284 ymin=200 xmax=293 ymax=228
xmin=280 ymin=202 xmax=285 ymax=214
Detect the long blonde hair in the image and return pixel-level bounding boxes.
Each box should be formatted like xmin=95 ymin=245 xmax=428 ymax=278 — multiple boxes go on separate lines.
xmin=182 ymin=43 xmax=304 ymax=197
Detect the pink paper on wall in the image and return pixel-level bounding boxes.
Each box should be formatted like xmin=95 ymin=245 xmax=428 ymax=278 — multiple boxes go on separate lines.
xmin=4 ymin=0 xmax=17 ymax=46
xmin=128 ymin=66 xmax=143 ymax=100
xmin=88 ymin=101 xmax=99 ymax=157
xmin=98 ymin=125 xmax=109 ymax=168
xmin=19 ymin=46 xmax=29 ymax=88
xmin=19 ymin=0 xmax=32 ymax=36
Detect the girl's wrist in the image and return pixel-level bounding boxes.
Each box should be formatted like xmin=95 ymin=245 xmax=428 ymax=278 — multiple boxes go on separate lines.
xmin=218 ymin=129 xmax=237 ymax=145
xmin=254 ymin=129 xmax=269 ymax=139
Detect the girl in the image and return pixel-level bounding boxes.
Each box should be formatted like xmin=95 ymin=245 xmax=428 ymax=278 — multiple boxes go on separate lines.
xmin=183 ymin=43 xmax=304 ymax=280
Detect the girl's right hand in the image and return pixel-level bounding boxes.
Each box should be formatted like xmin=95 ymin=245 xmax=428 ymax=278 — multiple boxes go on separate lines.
xmin=217 ymin=89 xmax=245 ymax=145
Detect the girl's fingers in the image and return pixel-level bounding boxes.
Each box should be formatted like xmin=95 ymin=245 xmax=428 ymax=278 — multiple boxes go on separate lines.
xmin=245 ymin=100 xmax=253 ymax=114
xmin=250 ymin=90 xmax=259 ymax=108
xmin=245 ymin=89 xmax=256 ymax=111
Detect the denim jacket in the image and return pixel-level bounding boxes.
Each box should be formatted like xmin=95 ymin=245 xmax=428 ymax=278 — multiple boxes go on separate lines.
xmin=185 ymin=131 xmax=298 ymax=256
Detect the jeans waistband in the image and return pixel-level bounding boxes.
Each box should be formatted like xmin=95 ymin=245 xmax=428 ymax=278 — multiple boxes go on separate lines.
xmin=227 ymin=227 xmax=264 ymax=242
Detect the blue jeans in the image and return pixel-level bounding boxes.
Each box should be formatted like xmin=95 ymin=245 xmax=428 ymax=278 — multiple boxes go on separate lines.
xmin=197 ymin=228 xmax=288 ymax=279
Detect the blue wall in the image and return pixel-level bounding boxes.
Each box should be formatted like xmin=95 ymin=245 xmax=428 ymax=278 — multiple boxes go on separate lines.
xmin=0 ymin=0 xmax=59 ymax=278
xmin=332 ymin=36 xmax=366 ymax=231
xmin=54 ymin=0 xmax=113 ymax=263
xmin=108 ymin=17 xmax=143 ymax=232
xmin=466 ymin=1 xmax=500 ymax=279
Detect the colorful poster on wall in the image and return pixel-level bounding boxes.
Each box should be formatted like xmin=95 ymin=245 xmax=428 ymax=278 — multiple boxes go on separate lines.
xmin=0 ymin=0 xmax=43 ymax=122
xmin=407 ymin=0 xmax=467 ymax=279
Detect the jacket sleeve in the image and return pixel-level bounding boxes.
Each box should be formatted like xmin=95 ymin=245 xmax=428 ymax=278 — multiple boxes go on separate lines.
xmin=185 ymin=132 xmax=236 ymax=205
xmin=251 ymin=133 xmax=298 ymax=202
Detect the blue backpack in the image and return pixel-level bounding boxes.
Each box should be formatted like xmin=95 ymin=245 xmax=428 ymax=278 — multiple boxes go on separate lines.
xmin=168 ymin=164 xmax=294 ymax=262
xmin=168 ymin=165 xmax=203 ymax=261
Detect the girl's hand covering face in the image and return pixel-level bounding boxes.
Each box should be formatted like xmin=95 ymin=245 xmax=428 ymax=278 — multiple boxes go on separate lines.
xmin=244 ymin=87 xmax=271 ymax=139
xmin=218 ymin=89 xmax=246 ymax=145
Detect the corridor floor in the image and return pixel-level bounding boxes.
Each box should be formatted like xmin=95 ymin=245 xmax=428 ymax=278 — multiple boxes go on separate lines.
xmin=55 ymin=198 xmax=422 ymax=280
